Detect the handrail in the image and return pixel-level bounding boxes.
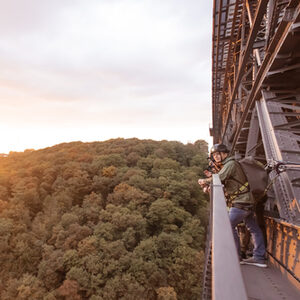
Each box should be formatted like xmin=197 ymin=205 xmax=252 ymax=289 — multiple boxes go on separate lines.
xmin=202 ymin=174 xmax=247 ymax=300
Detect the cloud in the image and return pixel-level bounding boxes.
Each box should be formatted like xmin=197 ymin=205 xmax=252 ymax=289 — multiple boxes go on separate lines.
xmin=0 ymin=0 xmax=213 ymax=152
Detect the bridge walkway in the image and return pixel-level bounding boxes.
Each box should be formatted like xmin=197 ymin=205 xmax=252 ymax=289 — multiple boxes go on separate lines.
xmin=202 ymin=174 xmax=300 ymax=299
xmin=241 ymin=263 xmax=300 ymax=300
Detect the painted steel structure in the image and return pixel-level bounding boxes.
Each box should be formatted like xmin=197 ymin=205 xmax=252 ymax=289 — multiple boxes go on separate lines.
xmin=204 ymin=0 xmax=300 ymax=297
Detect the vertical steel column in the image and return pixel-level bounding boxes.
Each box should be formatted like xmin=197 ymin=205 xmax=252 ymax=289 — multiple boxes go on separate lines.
xmin=256 ymin=93 xmax=299 ymax=222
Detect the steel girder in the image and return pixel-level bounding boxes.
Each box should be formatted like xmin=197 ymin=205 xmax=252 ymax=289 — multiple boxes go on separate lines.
xmin=211 ymin=0 xmax=300 ymax=223
xmin=211 ymin=0 xmax=300 ymax=283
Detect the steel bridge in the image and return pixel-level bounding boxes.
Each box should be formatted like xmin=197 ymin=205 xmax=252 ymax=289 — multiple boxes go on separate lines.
xmin=203 ymin=0 xmax=300 ymax=298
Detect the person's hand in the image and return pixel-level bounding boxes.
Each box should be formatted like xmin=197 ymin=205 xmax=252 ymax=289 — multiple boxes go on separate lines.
xmin=203 ymin=170 xmax=212 ymax=178
xmin=203 ymin=186 xmax=211 ymax=194
xmin=198 ymin=179 xmax=207 ymax=187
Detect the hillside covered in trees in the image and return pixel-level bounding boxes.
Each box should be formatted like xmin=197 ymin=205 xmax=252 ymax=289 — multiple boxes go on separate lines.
xmin=0 ymin=138 xmax=209 ymax=300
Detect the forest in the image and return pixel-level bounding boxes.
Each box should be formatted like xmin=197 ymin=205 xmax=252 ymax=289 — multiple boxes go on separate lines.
xmin=0 ymin=138 xmax=209 ymax=300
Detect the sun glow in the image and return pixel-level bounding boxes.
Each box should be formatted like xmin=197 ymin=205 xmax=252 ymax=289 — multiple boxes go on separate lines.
xmin=0 ymin=0 xmax=213 ymax=154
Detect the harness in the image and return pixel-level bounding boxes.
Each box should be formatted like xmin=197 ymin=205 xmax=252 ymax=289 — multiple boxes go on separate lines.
xmin=227 ymin=180 xmax=254 ymax=211
xmin=227 ymin=158 xmax=300 ymax=210
xmin=229 ymin=181 xmax=249 ymax=202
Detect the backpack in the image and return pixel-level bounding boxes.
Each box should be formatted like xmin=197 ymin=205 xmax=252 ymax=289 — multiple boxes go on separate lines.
xmin=237 ymin=156 xmax=268 ymax=201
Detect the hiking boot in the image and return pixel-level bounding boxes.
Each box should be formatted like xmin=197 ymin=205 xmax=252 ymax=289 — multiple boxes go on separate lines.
xmin=240 ymin=257 xmax=267 ymax=268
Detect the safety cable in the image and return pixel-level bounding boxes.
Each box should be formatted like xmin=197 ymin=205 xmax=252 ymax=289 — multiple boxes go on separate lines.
xmin=261 ymin=158 xmax=300 ymax=197
xmin=267 ymin=159 xmax=300 ymax=174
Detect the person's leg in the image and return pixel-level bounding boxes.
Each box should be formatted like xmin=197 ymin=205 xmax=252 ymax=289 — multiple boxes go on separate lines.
xmin=238 ymin=223 xmax=250 ymax=258
xmin=229 ymin=207 xmax=248 ymax=257
xmin=244 ymin=212 xmax=266 ymax=261
xmin=255 ymin=200 xmax=267 ymax=246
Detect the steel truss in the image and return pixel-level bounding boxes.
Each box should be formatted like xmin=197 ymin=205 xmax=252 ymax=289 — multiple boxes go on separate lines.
xmin=211 ymin=0 xmax=300 ymax=283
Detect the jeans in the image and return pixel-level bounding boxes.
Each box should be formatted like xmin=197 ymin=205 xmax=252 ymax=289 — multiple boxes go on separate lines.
xmin=229 ymin=207 xmax=266 ymax=260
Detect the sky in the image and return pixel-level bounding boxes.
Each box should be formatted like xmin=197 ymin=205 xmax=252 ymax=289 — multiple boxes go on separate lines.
xmin=0 ymin=0 xmax=213 ymax=153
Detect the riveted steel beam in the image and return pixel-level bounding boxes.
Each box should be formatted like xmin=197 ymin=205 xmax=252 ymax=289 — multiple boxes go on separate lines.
xmin=221 ymin=0 xmax=269 ymax=141
xmin=230 ymin=0 xmax=300 ymax=149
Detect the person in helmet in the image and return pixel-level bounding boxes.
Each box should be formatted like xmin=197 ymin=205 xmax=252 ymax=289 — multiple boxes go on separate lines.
xmin=198 ymin=144 xmax=228 ymax=187
xmin=209 ymin=143 xmax=229 ymax=165
xmin=198 ymin=143 xmax=266 ymax=267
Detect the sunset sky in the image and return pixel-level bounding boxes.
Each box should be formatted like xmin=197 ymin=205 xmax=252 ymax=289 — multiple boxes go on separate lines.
xmin=0 ymin=0 xmax=213 ymax=154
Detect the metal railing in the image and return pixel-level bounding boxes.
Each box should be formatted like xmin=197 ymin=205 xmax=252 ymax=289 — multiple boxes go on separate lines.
xmin=202 ymin=174 xmax=247 ymax=300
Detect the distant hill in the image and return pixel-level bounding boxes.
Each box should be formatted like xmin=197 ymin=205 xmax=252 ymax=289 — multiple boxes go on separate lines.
xmin=0 ymin=138 xmax=209 ymax=300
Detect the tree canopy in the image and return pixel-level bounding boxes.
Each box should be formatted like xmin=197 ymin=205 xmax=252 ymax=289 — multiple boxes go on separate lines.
xmin=0 ymin=138 xmax=208 ymax=299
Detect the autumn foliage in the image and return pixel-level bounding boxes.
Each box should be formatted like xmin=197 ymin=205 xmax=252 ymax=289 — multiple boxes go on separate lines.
xmin=0 ymin=138 xmax=208 ymax=299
